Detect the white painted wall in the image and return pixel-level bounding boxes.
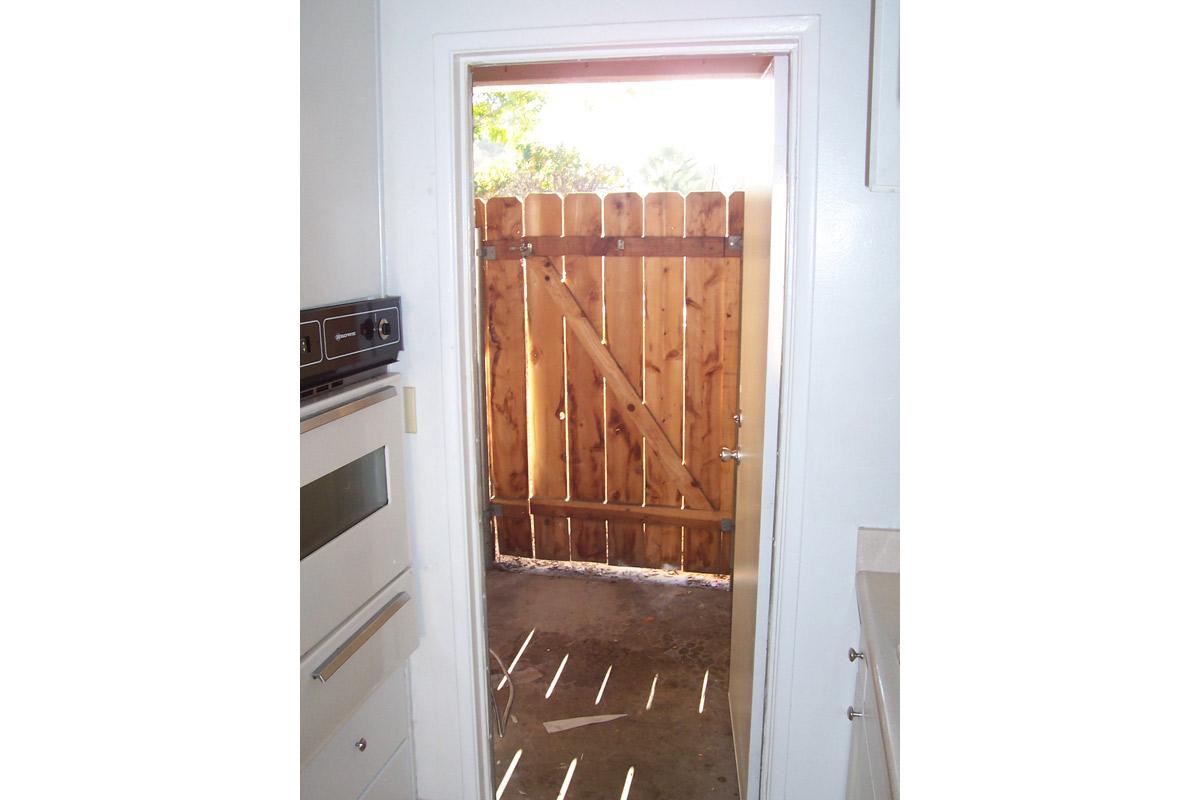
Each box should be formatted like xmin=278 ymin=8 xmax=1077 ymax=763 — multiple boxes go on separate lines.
xmin=301 ymin=0 xmax=384 ymax=308
xmin=377 ymin=2 xmax=898 ymax=797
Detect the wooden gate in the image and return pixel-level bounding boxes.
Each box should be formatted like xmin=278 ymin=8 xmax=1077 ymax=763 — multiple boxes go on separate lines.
xmin=478 ymin=191 xmax=743 ymax=574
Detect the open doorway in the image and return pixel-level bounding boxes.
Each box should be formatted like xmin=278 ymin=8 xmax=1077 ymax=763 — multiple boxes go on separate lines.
xmin=471 ymin=58 xmax=776 ymax=798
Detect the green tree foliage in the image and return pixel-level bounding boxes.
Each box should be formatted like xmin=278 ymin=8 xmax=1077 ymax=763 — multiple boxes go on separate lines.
xmin=472 ymin=90 xmax=625 ymax=198
xmin=476 ymin=143 xmax=624 ymax=198
xmin=472 ymin=91 xmax=544 ymax=146
xmin=639 ymin=146 xmax=709 ymax=193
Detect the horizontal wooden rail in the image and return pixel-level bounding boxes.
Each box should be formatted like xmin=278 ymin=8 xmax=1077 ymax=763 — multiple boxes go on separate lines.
xmin=481 ymin=235 xmax=740 ymax=259
xmin=492 ymin=497 xmax=726 ymax=530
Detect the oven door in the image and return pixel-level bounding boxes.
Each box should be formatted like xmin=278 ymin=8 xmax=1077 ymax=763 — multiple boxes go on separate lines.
xmin=300 ymin=378 xmax=410 ymax=657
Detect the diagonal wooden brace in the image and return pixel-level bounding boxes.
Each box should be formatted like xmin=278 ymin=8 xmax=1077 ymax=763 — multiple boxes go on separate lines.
xmin=528 ymin=256 xmax=714 ymax=511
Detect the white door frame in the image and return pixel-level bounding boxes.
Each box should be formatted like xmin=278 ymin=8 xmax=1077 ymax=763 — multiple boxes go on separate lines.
xmin=430 ymin=16 xmax=820 ymax=798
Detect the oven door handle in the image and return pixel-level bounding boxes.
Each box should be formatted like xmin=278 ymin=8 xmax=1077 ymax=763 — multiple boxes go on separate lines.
xmin=301 ymin=385 xmax=397 ymax=434
xmin=311 ymin=591 xmax=410 ymax=683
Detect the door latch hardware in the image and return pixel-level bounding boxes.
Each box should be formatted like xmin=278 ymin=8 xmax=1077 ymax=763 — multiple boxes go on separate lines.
xmin=733 ymin=410 xmax=744 ymax=427
xmin=518 ymin=241 xmax=534 ymax=257
xmin=616 ymin=238 xmax=625 ymax=252
xmin=477 ymin=245 xmax=497 ymax=261
xmin=719 ymin=446 xmax=743 ymax=464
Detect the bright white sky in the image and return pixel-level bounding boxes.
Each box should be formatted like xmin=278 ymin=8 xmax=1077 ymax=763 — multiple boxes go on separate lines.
xmin=475 ymin=78 xmax=772 ymax=193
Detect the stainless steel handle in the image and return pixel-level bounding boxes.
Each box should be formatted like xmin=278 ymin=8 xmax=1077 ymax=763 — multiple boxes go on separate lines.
xmin=311 ymin=592 xmax=410 ymax=683
xmin=847 ymin=706 xmax=864 ymax=721
xmin=354 ymin=738 xmax=367 ymax=752
xmin=301 ymin=385 xmax=397 ymax=434
xmin=849 ymin=647 xmax=865 ymax=662
xmin=719 ymin=446 xmax=743 ymax=463
xmin=488 ymin=648 xmax=515 ymax=738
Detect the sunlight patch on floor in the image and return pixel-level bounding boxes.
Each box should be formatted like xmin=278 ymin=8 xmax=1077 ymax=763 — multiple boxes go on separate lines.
xmin=545 ymin=653 xmax=569 ymax=699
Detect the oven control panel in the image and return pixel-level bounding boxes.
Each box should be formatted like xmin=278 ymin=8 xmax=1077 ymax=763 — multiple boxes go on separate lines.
xmin=301 ymin=296 xmax=403 ymax=398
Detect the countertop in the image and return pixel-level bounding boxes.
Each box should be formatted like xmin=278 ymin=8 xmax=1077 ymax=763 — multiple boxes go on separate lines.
xmin=857 ymin=569 xmax=899 ymax=793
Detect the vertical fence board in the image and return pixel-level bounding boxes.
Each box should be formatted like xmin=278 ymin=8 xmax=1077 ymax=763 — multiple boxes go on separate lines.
xmin=524 ymin=194 xmax=570 ymax=560
xmin=484 ymin=196 xmax=532 ymax=557
xmin=642 ymin=192 xmax=686 ymax=570
xmin=716 ymin=191 xmax=744 ymax=571
xmin=683 ymin=192 xmax=728 ymax=573
xmin=563 ymin=194 xmax=608 ymax=563
xmin=603 ymin=192 xmax=646 ymax=566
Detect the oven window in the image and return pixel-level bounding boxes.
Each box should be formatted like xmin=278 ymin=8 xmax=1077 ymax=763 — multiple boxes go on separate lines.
xmin=301 ymin=446 xmax=388 ymax=560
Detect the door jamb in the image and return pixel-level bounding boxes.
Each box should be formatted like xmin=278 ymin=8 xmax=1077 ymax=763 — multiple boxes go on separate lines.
xmin=430 ymin=16 xmax=820 ymax=798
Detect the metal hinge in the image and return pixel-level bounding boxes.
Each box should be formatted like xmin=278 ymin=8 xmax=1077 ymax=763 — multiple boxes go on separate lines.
xmin=720 ymin=518 xmax=734 ymax=533
xmin=477 ymin=245 xmax=497 ymax=261
xmin=727 ymin=235 xmax=743 ymax=252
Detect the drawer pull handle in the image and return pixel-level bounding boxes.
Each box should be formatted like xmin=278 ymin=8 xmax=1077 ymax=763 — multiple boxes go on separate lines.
xmin=847 ymin=706 xmax=864 ymax=721
xmin=354 ymin=738 xmax=367 ymax=752
xmin=311 ymin=592 xmax=410 ymax=683
xmin=848 ymin=647 xmax=864 ymax=662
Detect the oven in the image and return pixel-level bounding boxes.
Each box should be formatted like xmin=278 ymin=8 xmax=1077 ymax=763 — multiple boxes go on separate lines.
xmin=299 ymin=298 xmax=417 ymax=770
xmin=300 ymin=378 xmax=411 ymax=656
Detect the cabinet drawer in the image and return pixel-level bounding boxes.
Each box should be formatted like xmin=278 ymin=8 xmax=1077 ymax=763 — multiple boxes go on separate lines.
xmin=358 ymin=738 xmax=416 ymax=800
xmin=301 ymin=570 xmax=418 ymax=764
xmin=302 ymin=666 xmax=411 ymax=800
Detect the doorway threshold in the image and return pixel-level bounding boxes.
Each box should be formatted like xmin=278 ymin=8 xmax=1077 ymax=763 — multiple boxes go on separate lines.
xmin=493 ymin=555 xmax=730 ymax=591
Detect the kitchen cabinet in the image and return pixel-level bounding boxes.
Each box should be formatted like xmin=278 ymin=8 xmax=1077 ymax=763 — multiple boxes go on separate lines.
xmin=302 ymin=666 xmax=414 ymax=800
xmin=301 ymin=0 xmax=384 ymax=307
xmin=847 ymin=543 xmax=899 ymax=800
xmin=847 ymin=636 xmax=893 ymax=800
xmin=358 ymin=738 xmax=416 ymax=800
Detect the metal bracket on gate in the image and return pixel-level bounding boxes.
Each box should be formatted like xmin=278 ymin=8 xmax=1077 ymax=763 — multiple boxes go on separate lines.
xmin=727 ymin=235 xmax=743 ymax=252
xmin=485 ymin=502 xmax=503 ymax=520
xmin=720 ymin=518 xmax=734 ymax=533
xmin=518 ymin=241 xmax=534 ymax=258
xmin=477 ymin=245 xmax=497 ymax=261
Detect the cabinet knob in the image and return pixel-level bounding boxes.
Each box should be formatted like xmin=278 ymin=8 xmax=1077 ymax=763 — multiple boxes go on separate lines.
xmin=848 ymin=647 xmax=864 ymax=662
xmin=354 ymin=737 xmax=367 ymax=752
xmin=847 ymin=706 xmax=864 ymax=721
